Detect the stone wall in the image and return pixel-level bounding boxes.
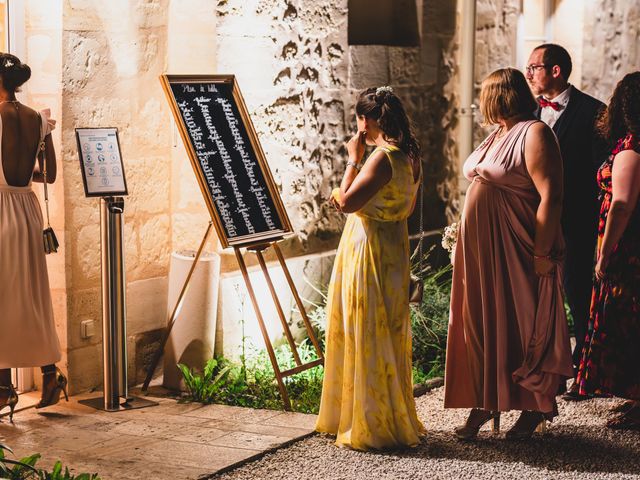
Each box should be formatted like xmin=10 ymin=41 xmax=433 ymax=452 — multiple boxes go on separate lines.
xmin=61 ymin=0 xmax=173 ymax=393
xmin=582 ymin=0 xmax=640 ymax=102
xmin=471 ymin=0 xmax=520 ymax=145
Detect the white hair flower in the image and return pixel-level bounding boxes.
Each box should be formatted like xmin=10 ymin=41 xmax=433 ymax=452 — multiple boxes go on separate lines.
xmin=376 ymin=85 xmax=393 ymax=96
xmin=4 ymin=59 xmax=14 ymax=68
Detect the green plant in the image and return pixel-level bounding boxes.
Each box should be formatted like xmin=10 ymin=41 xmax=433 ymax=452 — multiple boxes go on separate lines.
xmin=410 ymin=251 xmax=452 ymax=381
xmin=0 ymin=443 xmax=99 ymax=480
xmin=39 ymin=462 xmax=99 ymax=480
xmin=0 ymin=443 xmax=39 ymax=480
xmin=177 ymin=358 xmax=231 ymax=404
xmin=178 ymin=341 xmax=325 ymax=414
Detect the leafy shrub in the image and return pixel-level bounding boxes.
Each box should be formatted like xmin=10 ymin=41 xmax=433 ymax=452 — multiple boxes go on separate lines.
xmin=0 ymin=443 xmax=99 ymax=480
xmin=410 ymin=253 xmax=452 ymax=380
xmin=178 ymin=342 xmax=323 ymax=414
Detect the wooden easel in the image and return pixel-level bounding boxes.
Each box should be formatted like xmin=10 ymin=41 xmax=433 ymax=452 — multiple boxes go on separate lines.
xmin=143 ymin=227 xmax=324 ymax=411
xmin=235 ymin=242 xmax=324 ymax=410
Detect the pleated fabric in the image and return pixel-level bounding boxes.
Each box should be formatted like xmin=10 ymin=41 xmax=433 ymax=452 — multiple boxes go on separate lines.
xmin=0 ymin=113 xmax=61 ymax=369
xmin=444 ymin=120 xmax=573 ymax=418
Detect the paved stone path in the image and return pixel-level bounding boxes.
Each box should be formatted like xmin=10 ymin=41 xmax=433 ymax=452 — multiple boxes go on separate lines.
xmin=0 ymin=391 xmax=315 ymax=480
xmin=213 ymin=387 xmax=640 ymax=480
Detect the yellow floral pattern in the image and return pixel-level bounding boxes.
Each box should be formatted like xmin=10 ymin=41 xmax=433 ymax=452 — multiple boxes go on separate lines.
xmin=315 ymin=145 xmax=425 ymax=450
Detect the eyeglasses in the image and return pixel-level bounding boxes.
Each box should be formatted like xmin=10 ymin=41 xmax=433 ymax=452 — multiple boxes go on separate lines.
xmin=525 ymin=64 xmax=549 ymax=75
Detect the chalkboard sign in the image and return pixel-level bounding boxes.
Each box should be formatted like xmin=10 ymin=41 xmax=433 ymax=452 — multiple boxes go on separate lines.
xmin=160 ymin=74 xmax=292 ymax=248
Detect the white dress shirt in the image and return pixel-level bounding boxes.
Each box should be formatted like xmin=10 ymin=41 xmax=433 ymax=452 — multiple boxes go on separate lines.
xmin=539 ymin=85 xmax=572 ymax=128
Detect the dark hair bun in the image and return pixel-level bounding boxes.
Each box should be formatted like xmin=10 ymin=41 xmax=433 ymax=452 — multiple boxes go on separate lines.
xmin=0 ymin=54 xmax=31 ymax=92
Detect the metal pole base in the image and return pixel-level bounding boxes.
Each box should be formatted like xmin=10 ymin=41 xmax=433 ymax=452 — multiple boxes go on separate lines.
xmin=79 ymin=395 xmax=158 ymax=412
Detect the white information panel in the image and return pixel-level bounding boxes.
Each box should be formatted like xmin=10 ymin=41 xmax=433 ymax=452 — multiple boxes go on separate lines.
xmin=75 ymin=128 xmax=128 ymax=197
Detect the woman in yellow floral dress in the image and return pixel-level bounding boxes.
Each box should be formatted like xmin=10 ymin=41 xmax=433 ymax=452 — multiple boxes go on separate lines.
xmin=315 ymin=86 xmax=424 ymax=450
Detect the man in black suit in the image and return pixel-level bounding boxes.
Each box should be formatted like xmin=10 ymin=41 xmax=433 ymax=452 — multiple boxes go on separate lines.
xmin=525 ymin=44 xmax=607 ymax=398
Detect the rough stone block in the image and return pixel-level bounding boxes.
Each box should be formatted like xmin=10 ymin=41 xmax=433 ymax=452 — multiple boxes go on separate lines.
xmin=215 ymin=251 xmax=335 ymax=361
xmin=126 ymin=277 xmax=168 ymax=336
xmin=389 ymin=47 xmax=421 ymax=85
xmin=134 ymin=328 xmax=165 ymax=384
xmin=67 ymin=343 xmax=103 ymax=394
xmin=348 ymin=45 xmax=389 ymax=89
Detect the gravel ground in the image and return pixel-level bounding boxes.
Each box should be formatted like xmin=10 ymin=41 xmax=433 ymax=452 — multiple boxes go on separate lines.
xmin=212 ymin=386 xmax=640 ymax=480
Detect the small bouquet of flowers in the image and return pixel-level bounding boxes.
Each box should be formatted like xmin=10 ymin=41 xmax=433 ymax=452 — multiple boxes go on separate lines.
xmin=441 ymin=221 xmax=459 ymax=262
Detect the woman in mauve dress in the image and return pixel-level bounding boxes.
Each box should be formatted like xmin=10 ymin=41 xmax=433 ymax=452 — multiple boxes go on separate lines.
xmin=0 ymin=53 xmax=67 ymax=422
xmin=444 ymin=68 xmax=573 ymax=440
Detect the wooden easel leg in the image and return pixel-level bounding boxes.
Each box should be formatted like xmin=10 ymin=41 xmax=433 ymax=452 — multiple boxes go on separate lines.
xmin=254 ymin=249 xmax=302 ymax=367
xmin=142 ymin=221 xmax=213 ymax=392
xmin=234 ymin=247 xmax=292 ymax=411
xmin=272 ymin=243 xmax=324 ymax=361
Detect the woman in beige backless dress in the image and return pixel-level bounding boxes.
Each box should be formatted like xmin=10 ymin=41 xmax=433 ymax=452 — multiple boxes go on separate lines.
xmin=0 ymin=53 xmax=67 ymax=422
xmin=444 ymin=68 xmax=573 ymax=440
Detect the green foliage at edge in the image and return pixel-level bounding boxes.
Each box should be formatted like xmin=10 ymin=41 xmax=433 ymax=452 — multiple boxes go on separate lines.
xmin=0 ymin=445 xmax=99 ymax=480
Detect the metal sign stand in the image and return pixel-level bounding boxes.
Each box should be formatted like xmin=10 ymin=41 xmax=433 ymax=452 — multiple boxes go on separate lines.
xmin=80 ymin=197 xmax=157 ymax=411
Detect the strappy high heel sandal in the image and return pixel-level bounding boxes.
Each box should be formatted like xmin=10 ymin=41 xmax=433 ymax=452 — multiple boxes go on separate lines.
xmin=36 ymin=368 xmax=68 ymax=409
xmin=0 ymin=384 xmax=19 ymax=422
xmin=505 ymin=410 xmax=547 ymax=440
xmin=454 ymin=408 xmax=501 ymax=440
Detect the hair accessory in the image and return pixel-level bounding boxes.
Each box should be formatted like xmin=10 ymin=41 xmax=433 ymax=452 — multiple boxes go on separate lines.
xmin=3 ymin=59 xmax=14 ymax=68
xmin=376 ymin=85 xmax=393 ymax=96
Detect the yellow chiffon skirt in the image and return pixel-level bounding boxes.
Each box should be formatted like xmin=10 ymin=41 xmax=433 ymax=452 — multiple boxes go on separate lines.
xmin=315 ymin=213 xmax=424 ymax=450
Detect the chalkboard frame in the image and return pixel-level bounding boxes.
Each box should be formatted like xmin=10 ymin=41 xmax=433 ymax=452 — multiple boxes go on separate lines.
xmin=160 ymin=74 xmax=292 ymax=249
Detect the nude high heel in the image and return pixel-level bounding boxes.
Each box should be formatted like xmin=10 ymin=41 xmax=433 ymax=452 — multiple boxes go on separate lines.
xmin=36 ymin=368 xmax=68 ymax=409
xmin=0 ymin=385 xmax=19 ymax=422
xmin=454 ymin=409 xmax=501 ymax=440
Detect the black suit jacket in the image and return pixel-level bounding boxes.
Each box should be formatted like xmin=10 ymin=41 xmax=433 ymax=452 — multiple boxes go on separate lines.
xmin=535 ymin=87 xmax=607 ymax=240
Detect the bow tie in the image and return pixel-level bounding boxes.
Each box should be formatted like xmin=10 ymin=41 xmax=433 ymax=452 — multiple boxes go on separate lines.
xmin=538 ymin=97 xmax=563 ymax=111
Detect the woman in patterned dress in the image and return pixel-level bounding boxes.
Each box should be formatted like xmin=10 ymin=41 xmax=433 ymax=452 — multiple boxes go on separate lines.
xmin=576 ymin=72 xmax=640 ymax=429
xmin=315 ymin=86 xmax=424 ymax=450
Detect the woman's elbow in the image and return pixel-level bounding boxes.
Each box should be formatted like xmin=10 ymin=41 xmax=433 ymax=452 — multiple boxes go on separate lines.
xmin=339 ymin=200 xmax=357 ymax=213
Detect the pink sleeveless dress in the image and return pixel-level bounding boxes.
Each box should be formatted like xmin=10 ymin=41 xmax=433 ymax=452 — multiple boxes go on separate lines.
xmin=0 ymin=113 xmax=61 ymax=369
xmin=444 ymin=120 xmax=573 ymax=417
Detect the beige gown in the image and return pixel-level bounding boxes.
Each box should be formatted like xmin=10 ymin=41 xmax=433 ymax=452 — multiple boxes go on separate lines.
xmin=444 ymin=120 xmax=573 ymax=417
xmin=0 ymin=113 xmax=61 ymax=369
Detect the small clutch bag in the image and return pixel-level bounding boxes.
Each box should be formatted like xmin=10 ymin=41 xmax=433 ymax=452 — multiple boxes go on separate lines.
xmin=409 ymin=274 xmax=424 ymax=305
xmin=43 ymin=226 xmax=59 ymax=254
xmin=39 ymin=133 xmax=58 ymax=255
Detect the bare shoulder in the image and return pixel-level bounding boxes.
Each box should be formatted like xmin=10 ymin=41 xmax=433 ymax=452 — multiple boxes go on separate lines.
xmin=362 ymin=148 xmax=391 ymax=170
xmin=615 ymin=149 xmax=640 ymax=166
xmin=525 ymin=121 xmax=557 ymax=147
xmin=527 ymin=120 xmax=553 ymax=137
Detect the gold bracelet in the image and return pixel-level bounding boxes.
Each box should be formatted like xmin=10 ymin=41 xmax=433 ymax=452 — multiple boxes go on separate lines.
xmin=346 ymin=161 xmax=361 ymax=172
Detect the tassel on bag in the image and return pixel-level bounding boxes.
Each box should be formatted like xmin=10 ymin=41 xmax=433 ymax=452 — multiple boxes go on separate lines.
xmin=40 ymin=138 xmax=59 ymax=254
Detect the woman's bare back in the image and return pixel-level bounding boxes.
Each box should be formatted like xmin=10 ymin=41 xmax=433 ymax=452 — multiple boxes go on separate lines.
xmin=0 ymin=102 xmax=41 ymax=187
